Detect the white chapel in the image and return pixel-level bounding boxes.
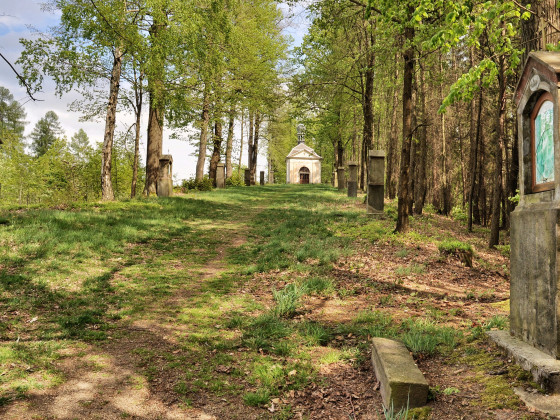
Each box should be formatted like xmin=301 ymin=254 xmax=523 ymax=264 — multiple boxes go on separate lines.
xmin=286 ymin=124 xmax=322 ymax=184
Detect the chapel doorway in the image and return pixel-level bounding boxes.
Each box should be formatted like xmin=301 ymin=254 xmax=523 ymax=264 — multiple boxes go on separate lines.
xmin=299 ymin=167 xmax=310 ymax=184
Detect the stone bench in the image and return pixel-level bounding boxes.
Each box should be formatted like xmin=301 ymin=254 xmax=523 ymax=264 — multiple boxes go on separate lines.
xmin=371 ymin=337 xmax=429 ymax=411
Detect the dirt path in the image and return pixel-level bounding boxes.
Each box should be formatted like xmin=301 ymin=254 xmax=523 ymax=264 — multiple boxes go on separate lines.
xmin=1 ymin=220 xmax=252 ymax=420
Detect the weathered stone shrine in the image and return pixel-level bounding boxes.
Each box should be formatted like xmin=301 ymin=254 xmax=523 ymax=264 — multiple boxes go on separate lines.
xmin=286 ymin=124 xmax=322 ymax=184
xmin=510 ymin=52 xmax=560 ymax=358
xmin=156 ymin=154 xmax=173 ymax=197
xmin=367 ymin=150 xmax=385 ymax=214
xmin=486 ymin=53 xmax=560 ymax=413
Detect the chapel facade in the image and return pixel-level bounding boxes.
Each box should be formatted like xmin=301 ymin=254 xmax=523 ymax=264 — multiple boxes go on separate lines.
xmin=285 ymin=124 xmax=322 ymax=184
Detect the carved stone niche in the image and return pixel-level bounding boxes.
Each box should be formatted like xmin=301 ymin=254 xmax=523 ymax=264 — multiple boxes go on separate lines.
xmin=511 ymin=52 xmax=560 ymax=358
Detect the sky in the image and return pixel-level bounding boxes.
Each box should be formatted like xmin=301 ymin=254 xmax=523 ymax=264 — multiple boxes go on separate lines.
xmin=0 ymin=1 xmax=310 ymax=183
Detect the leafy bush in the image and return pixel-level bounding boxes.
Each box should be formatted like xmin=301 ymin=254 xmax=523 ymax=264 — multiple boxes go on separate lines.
xmin=181 ymin=176 xmax=213 ymax=192
xmin=450 ymin=205 xmax=468 ymax=222
xmin=226 ymin=171 xmax=245 ymax=187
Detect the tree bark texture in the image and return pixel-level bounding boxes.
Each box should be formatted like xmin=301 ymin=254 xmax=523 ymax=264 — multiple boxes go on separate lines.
xmin=101 ymin=46 xmax=124 ymax=201
xmin=249 ymin=112 xmax=260 ymax=185
xmin=195 ymin=87 xmax=210 ymax=181
xmin=489 ymin=56 xmax=506 ymax=247
xmin=226 ymin=106 xmax=234 ymax=179
xmin=395 ymin=19 xmax=414 ymax=233
xmin=209 ymin=120 xmax=223 ymax=185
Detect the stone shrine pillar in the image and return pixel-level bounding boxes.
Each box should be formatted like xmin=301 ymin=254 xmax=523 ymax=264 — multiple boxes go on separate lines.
xmin=347 ymin=162 xmax=358 ymax=197
xmin=269 ymin=170 xmax=274 ymax=184
xmin=216 ymin=163 xmax=225 ymax=189
xmin=367 ymin=150 xmax=385 ymax=214
xmin=260 ymin=171 xmax=265 ymax=186
xmin=510 ymin=52 xmax=560 ymax=358
xmin=157 ymin=154 xmax=173 ymax=197
xmin=332 ymin=171 xmax=337 ymax=188
xmin=337 ymin=167 xmax=346 ymax=191
xmin=244 ymin=168 xmax=251 ymax=186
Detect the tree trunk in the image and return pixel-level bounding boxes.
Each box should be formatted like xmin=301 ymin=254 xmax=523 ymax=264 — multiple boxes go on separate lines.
xmin=249 ymin=112 xmax=260 ymax=185
xmin=131 ymin=69 xmax=143 ymax=198
xmin=101 ymin=46 xmax=124 ymax=201
xmin=209 ymin=119 xmax=223 ymax=185
xmin=489 ymin=56 xmax=506 ymax=247
xmin=144 ymin=18 xmax=166 ymax=197
xmin=386 ymin=57 xmax=399 ymax=199
xmin=395 ymin=19 xmax=414 ymax=233
xmin=468 ymin=86 xmax=483 ymax=232
xmin=225 ymin=106 xmax=234 ymax=179
xmin=195 ymin=86 xmax=210 ymax=181
xmin=247 ymin=110 xmax=254 ymax=183
xmin=238 ymin=110 xmax=244 ymax=174
xmin=414 ymin=64 xmax=427 ymax=215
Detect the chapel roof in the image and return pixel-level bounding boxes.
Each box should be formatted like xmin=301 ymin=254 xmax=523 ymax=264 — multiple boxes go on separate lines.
xmin=286 ymin=142 xmax=322 ymax=160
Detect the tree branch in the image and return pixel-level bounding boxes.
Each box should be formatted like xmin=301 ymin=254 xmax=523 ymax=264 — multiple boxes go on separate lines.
xmin=0 ymin=52 xmax=42 ymax=101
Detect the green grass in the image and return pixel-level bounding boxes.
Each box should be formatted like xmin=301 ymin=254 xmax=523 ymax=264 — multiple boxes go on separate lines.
xmin=0 ymin=184 xmax=512 ymax=414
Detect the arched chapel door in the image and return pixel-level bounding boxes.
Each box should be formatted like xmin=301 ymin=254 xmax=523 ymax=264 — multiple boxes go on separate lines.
xmin=299 ymin=167 xmax=310 ymax=184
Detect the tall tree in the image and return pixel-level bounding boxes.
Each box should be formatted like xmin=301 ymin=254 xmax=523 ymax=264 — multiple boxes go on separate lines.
xmin=30 ymin=111 xmax=64 ymax=157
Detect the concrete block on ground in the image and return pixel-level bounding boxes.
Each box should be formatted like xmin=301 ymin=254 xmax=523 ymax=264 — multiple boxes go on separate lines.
xmin=487 ymin=330 xmax=560 ymax=393
xmin=371 ymin=337 xmax=428 ymax=411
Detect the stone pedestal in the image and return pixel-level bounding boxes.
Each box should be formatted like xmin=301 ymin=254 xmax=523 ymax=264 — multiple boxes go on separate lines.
xmin=347 ymin=162 xmax=358 ymax=198
xmin=216 ymin=163 xmax=225 ymax=189
xmin=367 ymin=150 xmax=385 ymax=214
xmin=244 ymin=168 xmax=251 ymax=187
xmin=260 ymin=171 xmax=265 ymax=186
xmin=156 ymin=154 xmax=173 ymax=197
xmin=337 ymin=167 xmax=345 ymax=190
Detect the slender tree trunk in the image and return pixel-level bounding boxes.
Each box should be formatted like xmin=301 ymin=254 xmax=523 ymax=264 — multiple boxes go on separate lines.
xmin=489 ymin=56 xmax=506 ymax=247
xmin=249 ymin=112 xmax=260 ymax=185
xmin=225 ymin=106 xmax=234 ymax=179
xmin=395 ymin=19 xmax=414 ymax=233
xmin=386 ymin=58 xmax=399 ymax=199
xmin=131 ymin=69 xmax=143 ymax=198
xmin=247 ymin=110 xmax=254 ymax=182
xmin=414 ymin=64 xmax=427 ymax=215
xmin=196 ymin=86 xmax=210 ymax=181
xmin=468 ymin=86 xmax=483 ymax=232
xmin=209 ymin=119 xmax=223 ymax=185
xmin=101 ymin=46 xmax=124 ymax=201
xmin=238 ymin=110 xmax=244 ymax=174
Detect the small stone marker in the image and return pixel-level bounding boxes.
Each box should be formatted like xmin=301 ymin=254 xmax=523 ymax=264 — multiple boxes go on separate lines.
xmin=347 ymin=162 xmax=358 ymax=197
xmin=269 ymin=170 xmax=274 ymax=184
xmin=367 ymin=150 xmax=385 ymax=214
xmin=244 ymin=168 xmax=251 ymax=186
xmin=337 ymin=167 xmax=346 ymax=190
xmin=332 ymin=171 xmax=337 ymax=188
xmin=260 ymin=171 xmax=265 ymax=186
xmin=371 ymin=337 xmax=428 ymax=411
xmin=216 ymin=163 xmax=225 ymax=189
xmin=156 ymin=154 xmax=173 ymax=197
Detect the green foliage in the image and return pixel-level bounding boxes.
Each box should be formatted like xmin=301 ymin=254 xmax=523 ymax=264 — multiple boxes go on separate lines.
xmin=301 ymin=277 xmax=334 ymax=295
xmin=29 ymin=111 xmax=64 ymax=157
xmin=450 ymin=205 xmax=467 ymax=223
xmin=272 ymin=284 xmax=303 ymax=318
xmin=438 ymin=240 xmax=472 ymax=255
xmin=400 ymin=318 xmax=458 ymax=356
xmin=225 ymin=171 xmax=245 ymax=187
xmin=182 ymin=176 xmax=214 ymax=192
